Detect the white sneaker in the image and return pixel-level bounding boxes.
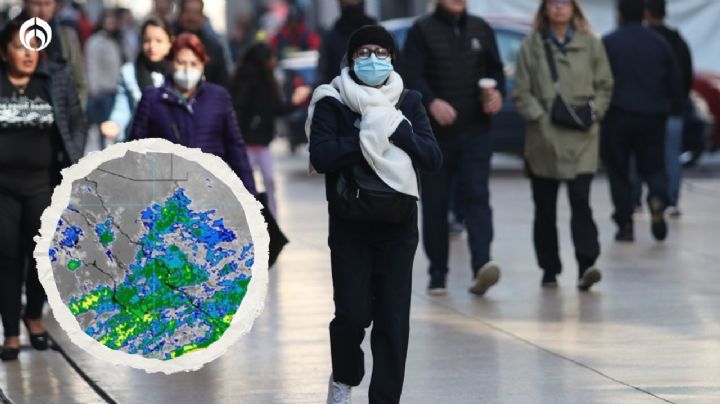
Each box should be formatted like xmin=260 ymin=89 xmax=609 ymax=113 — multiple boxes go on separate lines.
xmin=327 ymin=374 xmax=352 ymax=404
xmin=469 ymin=261 xmax=501 ymax=295
xmin=666 ymin=206 xmax=682 ymax=218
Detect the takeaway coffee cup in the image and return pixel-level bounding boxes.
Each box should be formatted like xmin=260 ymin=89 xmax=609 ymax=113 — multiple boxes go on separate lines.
xmin=478 ymin=78 xmax=497 ymax=103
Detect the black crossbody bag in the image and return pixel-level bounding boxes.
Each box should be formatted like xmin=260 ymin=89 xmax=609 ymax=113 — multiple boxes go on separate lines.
xmin=328 ymin=90 xmax=418 ymax=224
xmin=542 ymin=38 xmax=595 ymax=131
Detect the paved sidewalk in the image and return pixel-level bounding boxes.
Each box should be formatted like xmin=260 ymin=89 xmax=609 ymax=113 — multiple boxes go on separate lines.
xmin=1 ymin=150 xmax=719 ymax=404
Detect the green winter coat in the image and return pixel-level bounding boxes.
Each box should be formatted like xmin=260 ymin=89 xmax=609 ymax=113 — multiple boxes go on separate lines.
xmin=511 ymin=30 xmax=613 ymax=179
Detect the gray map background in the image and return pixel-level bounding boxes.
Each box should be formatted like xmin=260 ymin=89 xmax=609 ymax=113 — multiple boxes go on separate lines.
xmin=51 ymin=151 xmax=254 ymax=335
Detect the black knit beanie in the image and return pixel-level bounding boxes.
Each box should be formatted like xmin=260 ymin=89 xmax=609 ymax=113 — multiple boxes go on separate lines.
xmin=346 ymin=25 xmax=397 ymax=66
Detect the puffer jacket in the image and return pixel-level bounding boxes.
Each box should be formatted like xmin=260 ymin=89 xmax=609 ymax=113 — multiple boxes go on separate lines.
xmin=128 ymin=79 xmax=257 ymax=194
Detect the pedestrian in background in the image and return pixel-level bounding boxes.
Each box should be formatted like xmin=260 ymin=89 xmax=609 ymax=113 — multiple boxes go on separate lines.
xmin=117 ymin=7 xmax=140 ymax=61
xmin=19 ymin=0 xmax=87 ymax=106
xmin=228 ymin=14 xmax=256 ymax=63
xmin=270 ymin=5 xmax=320 ymax=61
xmin=175 ymin=0 xmax=230 ymax=87
xmin=601 ymin=0 xmax=682 ymax=242
xmin=512 ymin=0 xmax=613 ymax=290
xmin=0 ymin=20 xmax=86 ymax=361
xmin=101 ymin=17 xmax=173 ymax=142
xmin=402 ymin=0 xmax=505 ymax=296
xmin=151 ymin=0 xmax=175 ymax=24
xmin=316 ymin=0 xmax=376 ymax=86
xmin=128 ymin=33 xmax=256 ymax=195
xmin=645 ymin=0 xmax=693 ymax=217
xmin=308 ymin=26 xmax=441 ymax=404
xmin=57 ymin=1 xmax=94 ymax=47
xmin=230 ymin=42 xmax=311 ymax=217
xmin=85 ymin=9 xmax=125 ymax=150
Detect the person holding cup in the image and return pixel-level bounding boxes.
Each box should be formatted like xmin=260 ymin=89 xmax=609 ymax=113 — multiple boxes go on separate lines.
xmin=511 ymin=0 xmax=613 ymax=290
xmin=401 ymin=0 xmax=505 ymax=296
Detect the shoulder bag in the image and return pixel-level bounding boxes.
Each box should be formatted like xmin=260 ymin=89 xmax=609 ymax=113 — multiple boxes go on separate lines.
xmin=328 ymin=90 xmax=418 ymax=224
xmin=542 ymin=38 xmax=595 ymax=131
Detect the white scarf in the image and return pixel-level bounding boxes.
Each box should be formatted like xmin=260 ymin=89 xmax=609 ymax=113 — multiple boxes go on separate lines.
xmin=305 ymin=68 xmax=419 ymax=198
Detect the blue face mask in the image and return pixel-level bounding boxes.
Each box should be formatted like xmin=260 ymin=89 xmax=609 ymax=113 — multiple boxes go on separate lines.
xmin=353 ymin=55 xmax=394 ymax=86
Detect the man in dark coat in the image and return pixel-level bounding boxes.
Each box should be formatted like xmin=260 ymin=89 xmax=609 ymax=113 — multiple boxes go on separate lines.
xmin=315 ymin=0 xmax=376 ymax=86
xmin=401 ymin=0 xmax=505 ymax=296
xmin=601 ymin=0 xmax=682 ymax=242
xmin=175 ymin=0 xmax=230 ymax=88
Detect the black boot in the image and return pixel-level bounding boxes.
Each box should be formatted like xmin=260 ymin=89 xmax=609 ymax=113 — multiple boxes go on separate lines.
xmin=615 ymin=222 xmax=634 ymax=242
xmin=541 ymin=271 xmax=558 ymax=288
xmin=649 ymin=198 xmax=668 ymax=241
xmin=0 ymin=341 xmax=20 ymax=361
xmin=23 ymin=318 xmax=49 ymax=351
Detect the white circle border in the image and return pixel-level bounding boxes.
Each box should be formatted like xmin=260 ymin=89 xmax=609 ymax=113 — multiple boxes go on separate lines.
xmin=33 ymin=138 xmax=270 ymax=374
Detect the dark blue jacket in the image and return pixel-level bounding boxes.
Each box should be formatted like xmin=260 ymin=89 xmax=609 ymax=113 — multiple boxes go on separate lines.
xmin=602 ymin=23 xmax=683 ymax=116
xmin=128 ymin=80 xmax=257 ymax=194
xmin=309 ymin=89 xmax=442 ymax=200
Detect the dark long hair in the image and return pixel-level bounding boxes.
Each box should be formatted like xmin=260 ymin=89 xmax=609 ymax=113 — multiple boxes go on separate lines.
xmin=231 ymin=42 xmax=281 ymax=103
xmin=0 ymin=19 xmax=45 ymax=63
xmin=138 ymin=16 xmax=174 ymax=57
xmin=0 ymin=19 xmax=23 ymax=54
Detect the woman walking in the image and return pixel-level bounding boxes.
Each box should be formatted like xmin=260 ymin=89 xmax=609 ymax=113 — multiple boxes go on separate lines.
xmin=230 ymin=42 xmax=311 ymax=217
xmin=0 ymin=20 xmax=86 ymax=360
xmin=511 ymin=0 xmax=613 ymax=290
xmin=85 ymin=9 xmax=125 ymax=150
xmin=308 ymin=26 xmax=442 ymax=403
xmin=129 ymin=33 xmax=256 ymax=195
xmin=101 ymin=17 xmax=173 ymax=142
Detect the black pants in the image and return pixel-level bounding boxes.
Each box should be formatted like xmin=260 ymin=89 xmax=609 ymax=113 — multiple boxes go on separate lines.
xmin=530 ymin=171 xmax=600 ymax=275
xmin=601 ymin=108 xmax=668 ymax=227
xmin=328 ymin=210 xmax=418 ymax=404
xmin=421 ymin=132 xmax=493 ymax=277
xmin=0 ymin=171 xmax=53 ymax=338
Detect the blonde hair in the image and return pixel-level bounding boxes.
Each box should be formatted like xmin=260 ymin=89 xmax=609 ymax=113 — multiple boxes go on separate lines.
xmin=533 ymin=0 xmax=591 ymax=33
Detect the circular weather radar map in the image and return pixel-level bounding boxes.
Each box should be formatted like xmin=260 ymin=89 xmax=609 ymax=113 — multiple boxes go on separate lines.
xmin=34 ymin=138 xmax=269 ymax=374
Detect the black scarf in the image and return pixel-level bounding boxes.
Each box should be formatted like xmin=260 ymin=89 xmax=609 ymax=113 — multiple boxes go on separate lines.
xmin=135 ymin=54 xmax=168 ymax=90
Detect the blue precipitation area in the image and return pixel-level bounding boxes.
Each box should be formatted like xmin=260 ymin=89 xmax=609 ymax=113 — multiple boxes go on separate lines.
xmin=52 ymin=187 xmax=254 ymax=360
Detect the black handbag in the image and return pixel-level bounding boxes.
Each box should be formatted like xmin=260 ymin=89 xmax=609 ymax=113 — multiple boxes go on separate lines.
xmin=256 ymin=192 xmax=288 ymax=268
xmin=328 ymin=90 xmax=418 ymax=224
xmin=542 ymin=38 xmax=595 ymax=131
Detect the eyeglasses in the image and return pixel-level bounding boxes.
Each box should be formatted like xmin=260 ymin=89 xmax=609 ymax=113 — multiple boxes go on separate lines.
xmin=355 ymin=47 xmax=391 ymax=60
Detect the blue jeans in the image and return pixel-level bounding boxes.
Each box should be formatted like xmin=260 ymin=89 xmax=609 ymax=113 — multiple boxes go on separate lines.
xmin=421 ymin=132 xmax=493 ymax=278
xmin=87 ymin=91 xmax=117 ymax=150
xmin=631 ymin=116 xmax=683 ymax=207
xmin=665 ymin=116 xmax=683 ymax=206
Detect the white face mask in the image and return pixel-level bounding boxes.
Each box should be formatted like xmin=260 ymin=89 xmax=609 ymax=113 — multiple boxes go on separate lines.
xmin=173 ymin=68 xmax=203 ymax=91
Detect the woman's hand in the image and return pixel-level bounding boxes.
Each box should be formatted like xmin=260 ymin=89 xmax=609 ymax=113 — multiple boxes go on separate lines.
xmin=292 ymin=85 xmax=312 ymax=106
xmin=429 ymin=99 xmax=457 ymax=126
xmin=100 ymin=121 xmax=121 ymax=139
xmin=482 ymin=88 xmax=503 ymax=115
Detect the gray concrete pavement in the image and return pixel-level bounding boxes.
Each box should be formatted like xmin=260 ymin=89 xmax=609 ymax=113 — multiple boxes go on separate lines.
xmin=1 ymin=147 xmax=719 ymax=403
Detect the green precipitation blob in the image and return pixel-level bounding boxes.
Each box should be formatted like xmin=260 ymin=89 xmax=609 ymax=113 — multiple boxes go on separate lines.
xmin=62 ymin=188 xmax=253 ymax=360
xmin=67 ymin=259 xmax=81 ymax=272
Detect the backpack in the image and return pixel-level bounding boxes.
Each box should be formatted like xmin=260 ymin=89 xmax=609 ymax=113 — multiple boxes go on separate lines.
xmin=328 ymin=90 xmax=418 ymax=224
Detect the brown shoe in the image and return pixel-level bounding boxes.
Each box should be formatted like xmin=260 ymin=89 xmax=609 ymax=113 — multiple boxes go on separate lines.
xmin=469 ymin=262 xmax=501 ymax=296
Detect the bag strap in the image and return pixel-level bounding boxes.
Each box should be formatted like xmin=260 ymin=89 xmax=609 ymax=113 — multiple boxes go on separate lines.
xmin=395 ymin=89 xmax=409 ymax=110
xmin=163 ymin=101 xmax=182 ymax=143
xmin=542 ymin=37 xmax=560 ymax=86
